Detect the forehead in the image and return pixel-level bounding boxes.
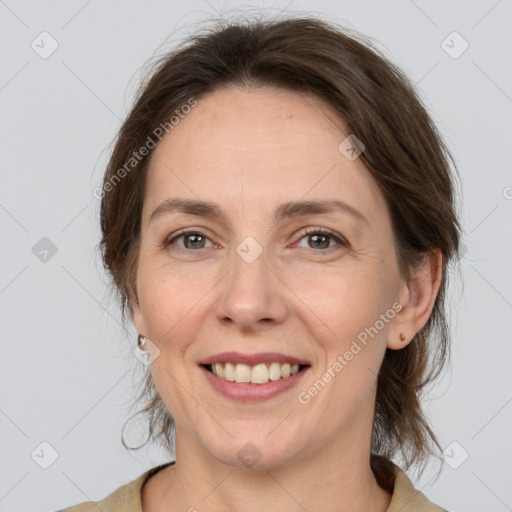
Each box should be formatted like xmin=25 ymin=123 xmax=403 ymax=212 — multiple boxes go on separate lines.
xmin=143 ymin=86 xmax=386 ymax=225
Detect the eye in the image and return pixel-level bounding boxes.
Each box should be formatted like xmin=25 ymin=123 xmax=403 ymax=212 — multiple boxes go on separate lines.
xmin=295 ymin=227 xmax=346 ymax=250
xmin=163 ymin=229 xmax=215 ymax=250
xmin=163 ymin=227 xmax=347 ymax=252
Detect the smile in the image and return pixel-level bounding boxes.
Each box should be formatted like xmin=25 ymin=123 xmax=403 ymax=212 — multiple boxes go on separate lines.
xmin=204 ymin=362 xmax=308 ymax=384
xmin=199 ymin=351 xmax=311 ymax=401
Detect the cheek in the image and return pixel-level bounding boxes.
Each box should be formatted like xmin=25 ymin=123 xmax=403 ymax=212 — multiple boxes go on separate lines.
xmin=299 ymin=268 xmax=392 ymax=345
xmin=137 ymin=260 xmax=215 ymax=343
xmin=299 ymin=267 xmax=394 ymax=400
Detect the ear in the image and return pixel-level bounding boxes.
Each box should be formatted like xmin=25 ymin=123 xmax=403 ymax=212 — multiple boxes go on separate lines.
xmin=387 ymin=249 xmax=443 ymax=350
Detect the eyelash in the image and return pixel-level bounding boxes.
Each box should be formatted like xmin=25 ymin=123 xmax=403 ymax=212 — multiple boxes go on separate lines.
xmin=163 ymin=226 xmax=347 ymax=252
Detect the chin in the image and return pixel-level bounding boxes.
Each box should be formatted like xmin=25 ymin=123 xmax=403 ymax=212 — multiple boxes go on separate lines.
xmin=200 ymin=429 xmax=305 ymax=471
xmin=211 ymin=445 xmax=296 ymax=470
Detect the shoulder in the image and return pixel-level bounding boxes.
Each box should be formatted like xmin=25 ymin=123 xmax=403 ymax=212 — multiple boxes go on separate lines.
xmin=371 ymin=455 xmax=448 ymax=512
xmin=57 ymin=462 xmax=174 ymax=512
xmin=388 ymin=466 xmax=448 ymax=512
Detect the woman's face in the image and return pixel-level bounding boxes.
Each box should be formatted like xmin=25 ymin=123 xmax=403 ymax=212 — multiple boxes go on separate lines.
xmin=132 ymin=86 xmax=409 ymax=468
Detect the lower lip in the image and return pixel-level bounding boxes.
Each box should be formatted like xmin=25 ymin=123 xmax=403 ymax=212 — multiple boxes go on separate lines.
xmin=200 ymin=365 xmax=309 ymax=402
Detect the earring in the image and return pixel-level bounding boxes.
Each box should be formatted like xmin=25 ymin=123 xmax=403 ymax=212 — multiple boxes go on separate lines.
xmin=137 ymin=334 xmax=147 ymax=349
xmin=399 ymin=333 xmax=406 ymax=342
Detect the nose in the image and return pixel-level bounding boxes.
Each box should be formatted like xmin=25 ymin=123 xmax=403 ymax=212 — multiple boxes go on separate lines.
xmin=215 ymin=246 xmax=289 ymax=332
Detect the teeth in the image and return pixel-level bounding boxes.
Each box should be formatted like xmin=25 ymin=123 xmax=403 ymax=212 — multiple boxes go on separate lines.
xmin=251 ymin=364 xmax=269 ymax=384
xmin=224 ymin=362 xmax=236 ymax=381
xmin=234 ymin=363 xmax=251 ymax=383
xmin=213 ymin=363 xmax=224 ymax=378
xmin=208 ymin=362 xmax=303 ymax=384
xmin=268 ymin=362 xmax=282 ymax=381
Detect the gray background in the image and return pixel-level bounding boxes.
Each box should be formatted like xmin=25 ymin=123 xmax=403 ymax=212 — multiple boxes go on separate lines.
xmin=1 ymin=0 xmax=511 ymax=511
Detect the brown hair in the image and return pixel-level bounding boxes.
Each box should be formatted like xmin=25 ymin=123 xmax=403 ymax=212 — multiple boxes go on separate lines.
xmin=97 ymin=14 xmax=462 ymax=483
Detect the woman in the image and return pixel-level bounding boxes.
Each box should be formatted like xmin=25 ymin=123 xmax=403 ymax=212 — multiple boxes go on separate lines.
xmin=60 ymin=15 xmax=460 ymax=512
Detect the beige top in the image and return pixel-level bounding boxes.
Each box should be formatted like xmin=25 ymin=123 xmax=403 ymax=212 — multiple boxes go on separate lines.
xmin=58 ymin=461 xmax=447 ymax=512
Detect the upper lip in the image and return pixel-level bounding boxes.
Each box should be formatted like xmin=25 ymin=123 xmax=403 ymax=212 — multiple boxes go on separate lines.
xmin=200 ymin=351 xmax=311 ymax=366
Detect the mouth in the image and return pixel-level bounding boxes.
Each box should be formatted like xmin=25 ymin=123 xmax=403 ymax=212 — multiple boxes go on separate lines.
xmin=198 ymin=352 xmax=311 ymax=402
xmin=201 ymin=362 xmax=310 ymax=384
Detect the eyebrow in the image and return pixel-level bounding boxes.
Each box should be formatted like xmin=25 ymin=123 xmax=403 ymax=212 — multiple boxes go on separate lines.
xmin=148 ymin=198 xmax=369 ymax=227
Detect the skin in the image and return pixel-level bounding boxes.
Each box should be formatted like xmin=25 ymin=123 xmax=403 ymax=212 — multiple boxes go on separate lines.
xmin=131 ymin=85 xmax=443 ymax=512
